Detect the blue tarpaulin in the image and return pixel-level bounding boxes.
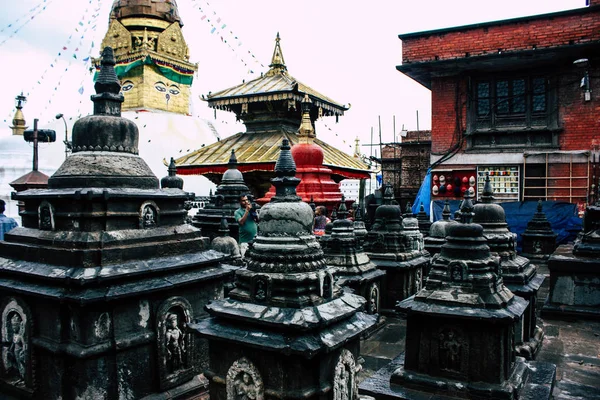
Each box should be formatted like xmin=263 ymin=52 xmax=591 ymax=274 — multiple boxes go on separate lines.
xmin=432 ymin=200 xmax=582 ymax=252
xmin=411 ymin=168 xmax=432 ymax=216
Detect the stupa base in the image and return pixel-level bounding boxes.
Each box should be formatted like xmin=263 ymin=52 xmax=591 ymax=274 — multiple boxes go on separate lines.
xmin=359 ymin=353 xmax=555 ymax=400
xmin=516 ymin=324 xmax=544 ymax=360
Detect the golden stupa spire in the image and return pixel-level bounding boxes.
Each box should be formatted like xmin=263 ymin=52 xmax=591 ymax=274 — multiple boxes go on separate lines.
xmin=10 ymin=92 xmax=28 ymax=136
xmin=298 ymin=94 xmax=316 ymax=144
xmin=266 ymin=32 xmax=287 ymax=76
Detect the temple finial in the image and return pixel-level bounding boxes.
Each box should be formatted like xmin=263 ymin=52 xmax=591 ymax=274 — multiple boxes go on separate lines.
xmin=271 ymin=139 xmax=301 ymax=202
xmin=481 ymin=173 xmax=495 ymax=203
xmin=298 ymin=94 xmax=315 ymax=143
xmin=337 ymin=195 xmax=348 ymax=220
xmin=267 ymin=32 xmax=287 ymax=76
xmin=228 ymin=149 xmax=238 ymax=167
xmin=92 ymin=47 xmax=124 ymax=116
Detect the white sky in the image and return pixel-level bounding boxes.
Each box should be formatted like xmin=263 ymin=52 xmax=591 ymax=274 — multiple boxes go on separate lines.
xmin=0 ymin=0 xmax=587 ymax=158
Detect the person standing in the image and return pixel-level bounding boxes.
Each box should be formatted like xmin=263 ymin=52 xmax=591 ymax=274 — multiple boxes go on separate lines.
xmin=0 ymin=200 xmax=18 ymax=241
xmin=313 ymin=206 xmax=329 ymax=236
xmin=234 ymin=195 xmax=258 ymax=257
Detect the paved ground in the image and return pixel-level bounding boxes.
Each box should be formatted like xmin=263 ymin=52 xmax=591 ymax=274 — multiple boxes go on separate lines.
xmin=358 ymin=264 xmax=600 ymax=399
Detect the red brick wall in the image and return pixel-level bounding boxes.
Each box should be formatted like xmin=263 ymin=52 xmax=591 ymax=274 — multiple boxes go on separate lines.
xmin=431 ymin=77 xmax=467 ymax=155
xmin=402 ymin=8 xmax=600 ymax=64
xmin=558 ymin=66 xmax=600 ymax=151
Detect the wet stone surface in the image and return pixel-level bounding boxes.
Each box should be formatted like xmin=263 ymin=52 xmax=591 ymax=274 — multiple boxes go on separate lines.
xmin=358 ymin=275 xmax=600 ymax=400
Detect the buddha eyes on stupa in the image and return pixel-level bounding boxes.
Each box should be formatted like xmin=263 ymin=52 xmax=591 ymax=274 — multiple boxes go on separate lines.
xmin=122 ymin=81 xmax=134 ymax=92
xmin=155 ymin=82 xmax=167 ymax=92
xmin=169 ymin=85 xmax=180 ymax=95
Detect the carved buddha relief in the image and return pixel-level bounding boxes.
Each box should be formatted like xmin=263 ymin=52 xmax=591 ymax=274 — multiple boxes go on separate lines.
xmin=139 ymin=201 xmax=160 ymax=229
xmin=333 ymin=349 xmax=357 ymax=400
xmin=226 ymin=357 xmax=264 ymax=400
xmin=38 ymin=201 xmax=55 ymax=231
xmin=0 ymin=298 xmax=33 ymax=389
xmin=156 ymin=297 xmax=194 ymax=390
xmin=252 ymin=275 xmax=271 ymax=303
xmin=438 ymin=327 xmax=466 ymax=374
xmin=367 ymin=283 xmax=379 ymax=315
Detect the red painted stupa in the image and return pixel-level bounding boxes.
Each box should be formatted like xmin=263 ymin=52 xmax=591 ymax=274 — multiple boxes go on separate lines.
xmin=258 ymin=95 xmax=343 ymax=212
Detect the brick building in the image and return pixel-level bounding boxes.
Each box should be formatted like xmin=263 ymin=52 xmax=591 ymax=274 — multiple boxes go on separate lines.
xmin=397 ymin=1 xmax=600 ymax=212
xmin=381 ymin=130 xmax=431 ymax=209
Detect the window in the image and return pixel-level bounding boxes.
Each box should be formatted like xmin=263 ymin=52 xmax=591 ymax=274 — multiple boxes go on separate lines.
xmin=468 ymin=74 xmax=558 ymax=149
xmin=471 ymin=75 xmax=554 ymax=132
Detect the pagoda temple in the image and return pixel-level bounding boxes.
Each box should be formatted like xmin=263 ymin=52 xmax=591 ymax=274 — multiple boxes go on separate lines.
xmin=174 ymin=33 xmax=370 ymax=197
xmin=258 ymin=94 xmax=346 ymax=209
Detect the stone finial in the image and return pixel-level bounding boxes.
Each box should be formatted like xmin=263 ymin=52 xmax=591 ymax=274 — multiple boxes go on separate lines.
xmin=228 ymin=149 xmax=238 ymax=167
xmin=383 ymin=183 xmax=394 ymax=205
xmin=92 ymin=47 xmax=124 ymax=116
xmin=161 ymin=157 xmax=184 ymax=189
xmin=337 ymin=195 xmax=348 ymax=220
xmin=404 ymin=201 xmax=414 ymax=218
xmin=459 ymin=190 xmax=475 ymax=224
xmin=442 ymin=200 xmax=451 ymax=220
xmin=270 ymin=139 xmax=300 ymax=202
xmin=481 ymin=173 xmax=495 ymax=203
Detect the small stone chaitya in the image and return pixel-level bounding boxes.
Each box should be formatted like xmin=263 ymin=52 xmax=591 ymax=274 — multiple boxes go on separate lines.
xmin=473 ymin=175 xmax=544 ymax=359
xmin=191 ymin=139 xmax=376 ymax=400
xmin=363 ymin=184 xmax=429 ymax=313
xmin=360 ymin=193 xmax=556 ymax=400
xmin=521 ymin=200 xmax=558 ymax=266
xmin=323 ymin=199 xmax=385 ymax=315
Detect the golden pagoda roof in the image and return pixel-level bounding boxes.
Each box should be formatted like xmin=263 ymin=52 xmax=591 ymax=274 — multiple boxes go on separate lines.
xmin=174 ymin=127 xmax=370 ymax=180
xmin=206 ymin=34 xmax=348 ymax=117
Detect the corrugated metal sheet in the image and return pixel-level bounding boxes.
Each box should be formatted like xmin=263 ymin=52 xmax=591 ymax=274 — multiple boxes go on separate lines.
xmin=175 ymin=129 xmax=369 ymax=173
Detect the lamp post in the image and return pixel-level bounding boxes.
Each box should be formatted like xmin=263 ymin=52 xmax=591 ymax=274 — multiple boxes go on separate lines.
xmin=55 ymin=113 xmax=70 ymax=159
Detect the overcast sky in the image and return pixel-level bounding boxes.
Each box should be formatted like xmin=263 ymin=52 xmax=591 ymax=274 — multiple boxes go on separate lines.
xmin=0 ymin=0 xmax=587 ymax=157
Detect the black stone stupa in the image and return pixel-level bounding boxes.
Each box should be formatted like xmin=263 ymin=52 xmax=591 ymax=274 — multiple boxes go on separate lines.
xmin=520 ymin=200 xmax=557 ymax=266
xmin=543 ymin=192 xmax=600 ymax=319
xmin=363 ymin=184 xmax=429 ymax=314
xmin=191 ymin=149 xmax=251 ymax=241
xmin=473 ymin=174 xmax=544 ymax=360
xmin=324 ymin=198 xmax=385 ymax=315
xmin=0 ymin=47 xmax=232 ymax=399
xmin=191 ymin=139 xmax=376 ymax=400
xmin=360 ymin=193 xmax=556 ymax=400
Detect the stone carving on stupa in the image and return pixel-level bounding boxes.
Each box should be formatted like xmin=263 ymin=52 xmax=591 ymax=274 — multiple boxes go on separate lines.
xmin=0 ymin=298 xmax=33 ymax=391
xmin=543 ymin=187 xmax=600 ymax=319
xmin=473 ymin=174 xmax=544 ymax=360
xmin=360 ymin=192 xmax=556 ymax=400
xmin=192 ymin=150 xmax=251 ymax=241
xmin=324 ymin=198 xmax=385 ymax=315
xmin=156 ymin=297 xmax=193 ymax=385
xmin=191 ymin=139 xmax=376 ymax=400
xmin=0 ymin=47 xmax=232 ymax=399
xmin=520 ymin=200 xmax=557 ymax=265
xmin=363 ymin=184 xmax=430 ymax=313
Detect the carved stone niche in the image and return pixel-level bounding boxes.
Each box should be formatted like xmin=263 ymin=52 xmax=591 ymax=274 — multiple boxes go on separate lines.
xmin=321 ymin=272 xmax=334 ymax=300
xmin=225 ymin=357 xmax=264 ymax=400
xmin=367 ymin=283 xmax=380 ymax=315
xmin=139 ymin=201 xmax=160 ymax=229
xmin=38 ymin=201 xmax=55 ymax=231
xmin=156 ymin=297 xmax=194 ymax=391
xmin=252 ymin=275 xmax=271 ymax=303
xmin=333 ymin=348 xmax=358 ymax=400
xmin=0 ymin=297 xmax=34 ymax=393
